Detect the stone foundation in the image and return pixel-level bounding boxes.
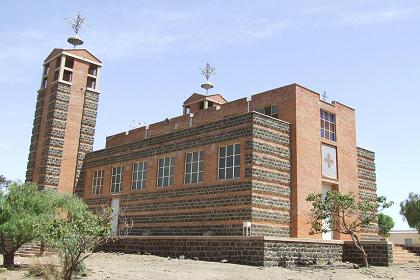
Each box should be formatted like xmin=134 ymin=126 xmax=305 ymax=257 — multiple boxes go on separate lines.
xmin=342 ymin=241 xmax=393 ymax=266
xmin=99 ymin=236 xmax=393 ymax=267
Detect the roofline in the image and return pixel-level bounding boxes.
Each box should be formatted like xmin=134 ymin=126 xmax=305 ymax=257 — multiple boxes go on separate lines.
xmin=294 ymin=83 xmax=355 ymax=111
xmin=183 ymin=94 xmax=227 ymax=106
xmin=44 ymin=49 xmax=102 ymax=66
xmin=208 ymin=93 xmax=228 ymax=103
xmin=390 ymin=229 xmax=419 ymax=233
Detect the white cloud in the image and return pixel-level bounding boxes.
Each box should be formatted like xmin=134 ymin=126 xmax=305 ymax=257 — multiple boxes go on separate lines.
xmin=335 ymin=8 xmax=414 ymax=26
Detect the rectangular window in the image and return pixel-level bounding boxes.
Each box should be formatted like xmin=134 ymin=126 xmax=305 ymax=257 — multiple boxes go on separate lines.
xmin=110 ymin=166 xmax=123 ymax=193
xmin=43 ymin=64 xmax=49 ymax=76
xmin=157 ymin=156 xmax=174 ymax=187
xmin=53 ymin=70 xmax=59 ymax=81
xmin=91 ymin=169 xmax=104 ymax=195
xmin=65 ymin=57 xmax=74 ymax=69
xmin=320 ymin=109 xmax=336 ymax=141
xmin=87 ymin=77 xmax=96 ymax=89
xmin=256 ymin=104 xmax=278 ymax=118
xmin=88 ymin=64 xmax=98 ymax=76
xmin=218 ymin=144 xmax=240 ymax=180
xmin=63 ymin=70 xmax=73 ymax=82
xmin=131 ymin=162 xmax=146 ymax=190
xmin=185 ymin=151 xmax=204 ymax=184
xmin=55 ymin=57 xmax=61 ymax=68
xmin=41 ymin=77 xmax=48 ymax=88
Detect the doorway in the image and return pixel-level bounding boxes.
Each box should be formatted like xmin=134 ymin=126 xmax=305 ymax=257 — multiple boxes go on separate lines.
xmin=321 ymin=183 xmax=333 ymax=240
xmin=110 ymin=198 xmax=120 ymax=235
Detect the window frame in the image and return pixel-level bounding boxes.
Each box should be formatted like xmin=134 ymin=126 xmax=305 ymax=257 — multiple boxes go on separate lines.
xmin=256 ymin=104 xmax=278 ymax=118
xmin=320 ymin=109 xmax=336 ymax=141
xmin=131 ymin=161 xmax=147 ymax=190
xmin=110 ymin=166 xmax=123 ymax=194
xmin=218 ymin=143 xmax=241 ymax=180
xmin=157 ymin=156 xmax=175 ymax=187
xmin=184 ymin=151 xmax=204 ymax=184
xmin=91 ymin=169 xmax=104 ymax=195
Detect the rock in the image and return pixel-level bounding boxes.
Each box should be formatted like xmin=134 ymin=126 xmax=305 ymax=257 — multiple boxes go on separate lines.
xmin=178 ymin=255 xmax=185 ymax=259
xmin=193 ymin=257 xmax=199 ymax=261
xmin=327 ymin=259 xmax=333 ymax=265
xmin=221 ymin=259 xmax=229 ymax=263
xmin=353 ymin=264 xmax=360 ymax=269
xmin=0 ymin=268 xmax=6 ymax=274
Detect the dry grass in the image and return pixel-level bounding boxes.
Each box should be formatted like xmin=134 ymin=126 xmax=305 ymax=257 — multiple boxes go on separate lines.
xmin=27 ymin=256 xmax=61 ymax=280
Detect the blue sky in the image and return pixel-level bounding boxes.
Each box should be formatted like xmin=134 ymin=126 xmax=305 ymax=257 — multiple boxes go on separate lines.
xmin=0 ymin=0 xmax=419 ymax=230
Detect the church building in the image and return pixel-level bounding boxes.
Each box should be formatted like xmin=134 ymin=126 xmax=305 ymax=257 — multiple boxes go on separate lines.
xmin=75 ymin=80 xmax=378 ymax=241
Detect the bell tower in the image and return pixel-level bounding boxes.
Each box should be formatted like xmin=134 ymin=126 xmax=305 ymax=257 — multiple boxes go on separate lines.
xmin=26 ymin=14 xmax=102 ymax=193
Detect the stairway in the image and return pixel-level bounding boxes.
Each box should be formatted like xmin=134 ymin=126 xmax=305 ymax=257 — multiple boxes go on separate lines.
xmin=15 ymin=242 xmax=54 ymax=258
xmin=393 ymin=245 xmax=420 ymax=264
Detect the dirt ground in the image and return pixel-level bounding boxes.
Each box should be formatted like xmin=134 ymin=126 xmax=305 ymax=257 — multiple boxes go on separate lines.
xmin=0 ymin=253 xmax=419 ymax=280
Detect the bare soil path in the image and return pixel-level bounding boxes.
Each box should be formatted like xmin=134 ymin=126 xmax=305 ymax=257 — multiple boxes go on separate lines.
xmin=0 ymin=253 xmax=419 ymax=280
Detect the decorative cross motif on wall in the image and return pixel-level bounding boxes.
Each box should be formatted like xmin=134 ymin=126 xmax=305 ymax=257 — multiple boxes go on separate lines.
xmin=324 ymin=153 xmax=334 ymax=168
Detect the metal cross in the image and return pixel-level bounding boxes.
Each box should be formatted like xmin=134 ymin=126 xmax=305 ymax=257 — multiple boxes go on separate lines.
xmin=200 ymin=63 xmax=216 ymax=81
xmin=66 ymin=12 xmax=87 ymax=34
xmin=322 ymin=90 xmax=328 ymax=101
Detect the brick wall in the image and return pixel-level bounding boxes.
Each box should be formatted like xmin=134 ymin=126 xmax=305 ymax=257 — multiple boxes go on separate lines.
xmin=79 ymin=112 xmax=292 ymax=237
xmin=78 ymin=83 xmax=378 ymax=241
xmin=26 ymin=49 xmax=101 ymax=194
xmin=357 ymin=147 xmax=380 ymax=240
xmin=248 ymin=114 xmax=291 ymax=236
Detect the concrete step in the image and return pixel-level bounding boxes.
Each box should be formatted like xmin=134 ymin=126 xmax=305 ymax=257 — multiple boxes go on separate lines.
xmin=393 ymin=245 xmax=420 ymax=264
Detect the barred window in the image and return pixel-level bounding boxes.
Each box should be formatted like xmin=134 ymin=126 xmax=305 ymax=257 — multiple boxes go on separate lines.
xmin=320 ymin=109 xmax=336 ymax=141
xmin=110 ymin=166 xmax=123 ymax=193
xmin=157 ymin=157 xmax=174 ymax=187
xmin=256 ymin=104 xmax=278 ymax=118
xmin=91 ymin=169 xmax=104 ymax=195
xmin=131 ymin=162 xmax=146 ymax=190
xmin=185 ymin=151 xmax=204 ymax=184
xmin=218 ymin=144 xmax=240 ymax=180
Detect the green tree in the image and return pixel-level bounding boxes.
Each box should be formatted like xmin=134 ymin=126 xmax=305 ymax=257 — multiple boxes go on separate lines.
xmin=400 ymin=193 xmax=420 ymax=233
xmin=306 ymin=191 xmax=392 ymax=267
xmin=0 ymin=182 xmax=61 ymax=267
xmin=378 ymin=213 xmax=394 ymax=239
xmin=40 ymin=196 xmax=118 ymax=280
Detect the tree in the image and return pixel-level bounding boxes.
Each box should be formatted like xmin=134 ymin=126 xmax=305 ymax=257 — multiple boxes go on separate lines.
xmin=378 ymin=213 xmax=394 ymax=239
xmin=0 ymin=182 xmax=61 ymax=267
xmin=400 ymin=193 xmax=420 ymax=233
xmin=306 ymin=191 xmax=393 ymax=267
xmin=40 ymin=196 xmax=122 ymax=280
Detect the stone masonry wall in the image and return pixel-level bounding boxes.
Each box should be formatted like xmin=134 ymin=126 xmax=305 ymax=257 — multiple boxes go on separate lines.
xmin=343 ymin=241 xmax=393 ymax=266
xmin=248 ymin=113 xmax=292 ymax=237
xmin=80 ymin=112 xmax=292 ymax=237
xmin=98 ymin=237 xmax=393 ymax=267
xmin=27 ymin=83 xmax=71 ymax=190
xmin=357 ymin=147 xmax=380 ymax=241
xmin=264 ymin=239 xmax=343 ymax=266
xmin=80 ymin=113 xmax=256 ymax=236
xmin=99 ymin=237 xmax=266 ymax=266
xmin=73 ymin=90 xmax=100 ymax=189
